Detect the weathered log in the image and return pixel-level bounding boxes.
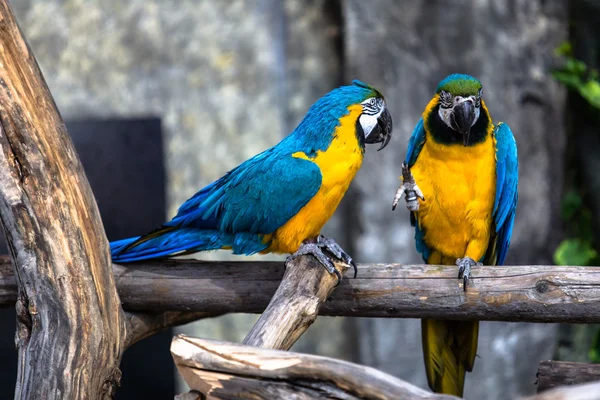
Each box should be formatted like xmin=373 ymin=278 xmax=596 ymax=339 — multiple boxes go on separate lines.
xmin=525 ymin=380 xmax=600 ymax=400
xmin=0 ymin=1 xmax=127 ymax=398
xmin=171 ymin=335 xmax=459 ymax=400
xmin=536 ymin=361 xmax=600 ymax=393
xmin=2 ymin=257 xmax=600 ymax=322
xmin=243 ymin=255 xmax=348 ymax=349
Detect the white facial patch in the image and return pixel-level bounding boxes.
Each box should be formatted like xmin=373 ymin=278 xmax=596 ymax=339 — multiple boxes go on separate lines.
xmin=359 ymin=113 xmax=379 ymax=136
xmin=360 ymin=97 xmax=385 ymax=136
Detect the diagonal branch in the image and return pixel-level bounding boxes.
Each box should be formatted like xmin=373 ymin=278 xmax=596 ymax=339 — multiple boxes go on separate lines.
xmin=243 ymin=256 xmax=348 ymax=349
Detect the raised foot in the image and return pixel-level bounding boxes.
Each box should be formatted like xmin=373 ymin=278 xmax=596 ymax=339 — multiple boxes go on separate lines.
xmin=456 ymin=257 xmax=482 ymax=291
xmin=286 ymin=235 xmax=357 ymax=285
xmin=392 ymin=162 xmax=424 ymax=211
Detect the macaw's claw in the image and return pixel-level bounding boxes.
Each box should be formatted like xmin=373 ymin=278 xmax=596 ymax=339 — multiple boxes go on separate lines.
xmin=287 ymin=235 xmax=356 ymax=285
xmin=316 ymin=235 xmax=358 ymax=279
xmin=456 ymin=257 xmax=482 ymax=291
xmin=392 ymin=162 xmax=424 ymax=212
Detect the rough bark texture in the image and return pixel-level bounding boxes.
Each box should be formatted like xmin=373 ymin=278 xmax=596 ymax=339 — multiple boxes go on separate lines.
xmin=342 ymin=1 xmax=567 ymax=398
xmin=243 ymin=257 xmax=348 ymax=350
xmin=172 ymin=335 xmax=460 ymax=400
xmin=0 ymin=1 xmax=126 ymax=398
xmin=536 ymin=361 xmax=600 ymax=393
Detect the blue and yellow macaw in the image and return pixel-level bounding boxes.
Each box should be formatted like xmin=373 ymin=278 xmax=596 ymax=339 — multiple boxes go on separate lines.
xmin=393 ymin=74 xmax=518 ymax=396
xmin=111 ymin=80 xmax=392 ymax=279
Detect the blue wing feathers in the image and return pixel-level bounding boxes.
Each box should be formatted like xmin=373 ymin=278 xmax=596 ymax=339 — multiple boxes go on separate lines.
xmin=406 ymin=118 xmax=426 ymax=167
xmin=492 ymin=122 xmax=518 ymax=265
xmin=111 ymin=150 xmax=322 ymax=261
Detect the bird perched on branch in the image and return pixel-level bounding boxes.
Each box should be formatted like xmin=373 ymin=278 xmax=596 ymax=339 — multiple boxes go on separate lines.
xmin=393 ymin=74 xmax=518 ymax=396
xmin=111 ymin=80 xmax=392 ymax=281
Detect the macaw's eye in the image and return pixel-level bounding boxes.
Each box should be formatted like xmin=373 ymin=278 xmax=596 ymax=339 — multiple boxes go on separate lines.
xmin=370 ymin=98 xmax=376 ymax=105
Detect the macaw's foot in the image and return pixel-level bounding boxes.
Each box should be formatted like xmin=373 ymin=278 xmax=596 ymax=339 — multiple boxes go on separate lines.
xmin=392 ymin=162 xmax=425 ymax=211
xmin=456 ymin=257 xmax=482 ymax=291
xmin=286 ymin=235 xmax=357 ymax=285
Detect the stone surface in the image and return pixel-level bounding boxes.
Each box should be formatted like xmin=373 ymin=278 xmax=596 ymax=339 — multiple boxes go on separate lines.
xmin=343 ymin=1 xmax=567 ymax=399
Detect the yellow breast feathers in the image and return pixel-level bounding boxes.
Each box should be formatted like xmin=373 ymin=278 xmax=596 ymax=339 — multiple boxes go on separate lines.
xmin=266 ymin=104 xmax=364 ymax=254
xmin=411 ymin=123 xmax=496 ymax=263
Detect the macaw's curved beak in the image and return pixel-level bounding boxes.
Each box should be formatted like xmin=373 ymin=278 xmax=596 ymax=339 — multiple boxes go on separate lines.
xmin=450 ymin=100 xmax=475 ymax=146
xmin=365 ymin=107 xmax=393 ymax=151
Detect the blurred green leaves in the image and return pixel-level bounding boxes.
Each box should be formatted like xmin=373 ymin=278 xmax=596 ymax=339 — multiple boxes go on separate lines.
xmin=554 ymin=239 xmax=598 ymax=266
xmin=553 ymin=42 xmax=600 ymax=109
xmin=553 ymin=190 xmax=599 ymax=266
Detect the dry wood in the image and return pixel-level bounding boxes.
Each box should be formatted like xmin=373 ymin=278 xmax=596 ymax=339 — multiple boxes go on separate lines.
xmin=243 ymin=255 xmax=347 ymax=349
xmin=171 ymin=335 xmax=459 ymax=400
xmin=2 ymin=257 xmax=600 ymax=322
xmin=0 ymin=1 xmax=126 ymax=398
xmin=524 ymin=380 xmax=600 ymax=400
xmin=536 ymin=361 xmax=600 ymax=393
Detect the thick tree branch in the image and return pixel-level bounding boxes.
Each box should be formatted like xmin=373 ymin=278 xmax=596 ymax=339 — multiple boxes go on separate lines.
xmin=0 ymin=1 xmax=125 ymax=398
xmin=536 ymin=361 xmax=600 ymax=393
xmin=171 ymin=335 xmax=460 ymax=400
xmin=1 ymin=256 xmax=600 ymax=323
xmin=243 ymin=256 xmax=348 ymax=349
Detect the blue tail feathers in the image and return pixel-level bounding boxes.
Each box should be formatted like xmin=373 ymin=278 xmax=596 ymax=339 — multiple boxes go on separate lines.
xmin=110 ymin=228 xmax=269 ymax=263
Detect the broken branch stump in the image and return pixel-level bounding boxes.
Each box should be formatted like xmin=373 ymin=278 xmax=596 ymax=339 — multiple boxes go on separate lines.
xmin=243 ymin=255 xmax=347 ymax=349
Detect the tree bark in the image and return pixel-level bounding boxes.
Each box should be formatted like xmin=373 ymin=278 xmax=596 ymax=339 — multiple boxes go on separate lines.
xmin=171 ymin=335 xmax=460 ymax=400
xmin=243 ymin=256 xmax=348 ymax=349
xmin=536 ymin=361 xmax=600 ymax=393
xmin=0 ymin=1 xmax=125 ymax=398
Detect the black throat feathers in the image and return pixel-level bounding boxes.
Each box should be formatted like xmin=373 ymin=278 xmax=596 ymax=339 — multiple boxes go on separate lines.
xmin=426 ymin=104 xmax=491 ymax=146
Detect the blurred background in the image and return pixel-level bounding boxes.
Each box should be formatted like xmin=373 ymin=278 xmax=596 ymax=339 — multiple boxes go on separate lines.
xmin=0 ymin=0 xmax=598 ymax=399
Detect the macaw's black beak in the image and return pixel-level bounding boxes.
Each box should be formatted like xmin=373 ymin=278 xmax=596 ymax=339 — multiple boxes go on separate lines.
xmin=365 ymin=107 xmax=393 ymax=151
xmin=450 ymin=101 xmax=475 ymax=146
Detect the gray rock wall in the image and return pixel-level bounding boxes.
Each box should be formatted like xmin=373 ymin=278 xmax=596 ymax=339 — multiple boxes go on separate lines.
xmin=12 ymin=1 xmax=568 ymax=399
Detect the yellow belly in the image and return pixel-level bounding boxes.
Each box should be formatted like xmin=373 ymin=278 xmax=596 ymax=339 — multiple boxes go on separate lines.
xmin=265 ymin=105 xmax=364 ymax=254
xmin=412 ymin=132 xmax=496 ymax=262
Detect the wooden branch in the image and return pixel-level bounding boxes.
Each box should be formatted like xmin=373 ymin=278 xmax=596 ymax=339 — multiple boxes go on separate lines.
xmin=536 ymin=361 xmax=600 ymax=393
xmin=0 ymin=2 xmax=125 ymax=398
xmin=524 ymin=380 xmax=600 ymax=400
xmin=171 ymin=335 xmax=459 ymax=400
xmin=243 ymin=256 xmax=347 ymax=349
xmin=2 ymin=257 xmax=600 ymax=322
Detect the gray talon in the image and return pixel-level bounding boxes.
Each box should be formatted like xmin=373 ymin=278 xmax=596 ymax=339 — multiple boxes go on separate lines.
xmin=456 ymin=257 xmax=482 ymax=291
xmin=316 ymin=235 xmax=358 ymax=279
xmin=288 ymin=236 xmax=356 ymax=283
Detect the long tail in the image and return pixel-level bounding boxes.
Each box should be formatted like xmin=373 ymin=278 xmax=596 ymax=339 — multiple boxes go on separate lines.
xmin=111 ymin=227 xmax=235 ymax=263
xmin=421 ymin=319 xmax=479 ymax=396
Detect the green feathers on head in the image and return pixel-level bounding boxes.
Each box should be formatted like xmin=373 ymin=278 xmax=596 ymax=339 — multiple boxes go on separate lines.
xmin=436 ymin=74 xmax=482 ymax=96
xmin=352 ymin=79 xmax=384 ymax=100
